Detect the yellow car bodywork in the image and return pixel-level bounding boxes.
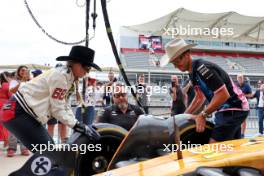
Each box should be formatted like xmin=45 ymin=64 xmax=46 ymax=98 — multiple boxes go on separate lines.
xmin=96 ymin=137 xmax=264 ymax=176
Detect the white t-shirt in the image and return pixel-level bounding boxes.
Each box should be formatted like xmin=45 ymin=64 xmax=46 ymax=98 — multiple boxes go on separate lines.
xmin=84 ymin=86 xmax=96 ymax=107
xmin=94 ymin=87 xmax=104 ymax=106
xmin=258 ymin=91 xmax=264 ymax=108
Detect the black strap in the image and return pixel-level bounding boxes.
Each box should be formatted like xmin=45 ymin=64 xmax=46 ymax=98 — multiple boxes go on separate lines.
xmin=85 ymin=0 xmax=91 ymax=47
xmin=100 ymin=0 xmax=145 ymax=113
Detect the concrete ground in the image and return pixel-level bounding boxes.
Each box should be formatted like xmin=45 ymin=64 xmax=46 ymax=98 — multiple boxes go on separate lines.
xmin=0 ymin=144 xmax=31 ymax=176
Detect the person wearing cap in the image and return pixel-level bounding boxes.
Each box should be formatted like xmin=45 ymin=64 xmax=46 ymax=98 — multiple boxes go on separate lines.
xmin=1 ymin=46 xmax=101 ymax=152
xmin=31 ymin=69 xmax=43 ymax=78
xmin=160 ymin=39 xmax=249 ymax=143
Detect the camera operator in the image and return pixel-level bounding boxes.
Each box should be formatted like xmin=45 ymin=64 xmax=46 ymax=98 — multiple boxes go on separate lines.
xmin=170 ymin=75 xmax=186 ymax=116
xmin=103 ymin=71 xmax=117 ymax=107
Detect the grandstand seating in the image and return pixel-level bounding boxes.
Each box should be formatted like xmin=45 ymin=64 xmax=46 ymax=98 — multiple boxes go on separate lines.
xmin=230 ymin=57 xmax=264 ymax=73
xmin=121 ymin=51 xmax=264 ymax=74
xmin=121 ymin=52 xmax=174 ymax=70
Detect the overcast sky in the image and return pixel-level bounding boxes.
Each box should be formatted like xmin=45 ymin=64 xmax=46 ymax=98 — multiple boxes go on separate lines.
xmin=1 ymin=0 xmax=264 ymax=68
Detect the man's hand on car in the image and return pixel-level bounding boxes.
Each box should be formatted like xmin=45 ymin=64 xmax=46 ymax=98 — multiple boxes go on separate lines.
xmin=191 ymin=114 xmax=206 ymax=133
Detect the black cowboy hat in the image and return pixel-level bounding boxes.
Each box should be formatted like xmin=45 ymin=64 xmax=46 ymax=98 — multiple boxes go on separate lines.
xmin=56 ymin=46 xmax=102 ymax=71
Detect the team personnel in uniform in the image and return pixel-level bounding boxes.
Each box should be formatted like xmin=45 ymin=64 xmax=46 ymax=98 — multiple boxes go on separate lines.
xmin=161 ymin=39 xmax=249 ymax=143
xmin=96 ymin=82 xmax=144 ymax=131
xmin=1 ymin=46 xmax=101 ymax=152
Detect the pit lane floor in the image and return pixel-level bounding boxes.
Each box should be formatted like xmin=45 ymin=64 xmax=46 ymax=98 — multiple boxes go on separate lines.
xmin=0 ymin=145 xmax=31 ymax=176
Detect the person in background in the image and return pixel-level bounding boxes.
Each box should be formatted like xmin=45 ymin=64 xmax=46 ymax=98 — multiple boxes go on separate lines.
xmin=96 ymin=82 xmax=144 ymax=131
xmin=7 ymin=65 xmax=30 ymax=157
xmin=9 ymin=66 xmax=30 ymax=94
xmin=85 ymin=77 xmax=97 ymax=124
xmin=236 ymin=74 xmax=252 ymax=138
xmin=0 ymin=72 xmax=12 ymax=148
xmin=250 ymin=80 xmax=264 ymax=136
xmin=169 ymin=75 xmax=186 ymax=116
xmin=47 ymin=116 xmax=68 ymax=143
xmin=76 ymin=76 xmax=97 ymax=125
xmin=256 ymin=80 xmax=263 ymax=89
xmin=103 ymin=71 xmax=117 ymax=107
xmin=136 ymin=74 xmax=149 ymax=114
xmin=67 ymin=79 xmax=80 ymax=120
xmin=94 ymin=81 xmax=105 ymax=117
